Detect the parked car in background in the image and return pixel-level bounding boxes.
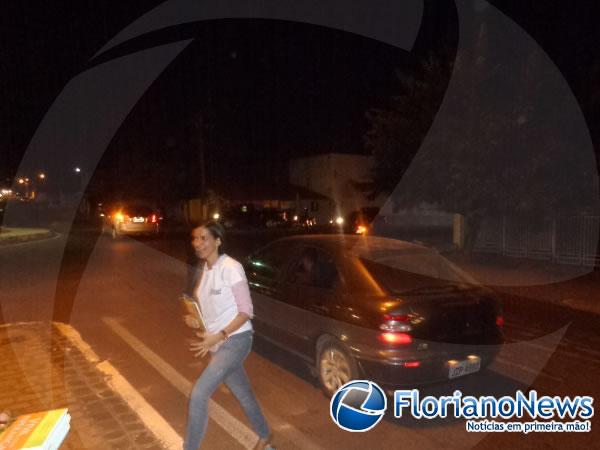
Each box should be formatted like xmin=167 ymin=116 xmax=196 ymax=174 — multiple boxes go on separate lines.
xmin=245 ymin=235 xmax=503 ymax=396
xmin=103 ymin=202 xmax=161 ymax=239
xmin=259 ymin=209 xmax=288 ymax=228
xmin=222 ymin=207 xmax=288 ymax=229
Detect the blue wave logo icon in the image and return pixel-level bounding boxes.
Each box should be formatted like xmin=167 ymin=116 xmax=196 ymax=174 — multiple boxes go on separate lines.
xmin=330 ymin=380 xmax=387 ymax=432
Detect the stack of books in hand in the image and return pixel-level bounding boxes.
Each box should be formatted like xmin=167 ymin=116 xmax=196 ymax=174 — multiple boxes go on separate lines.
xmin=0 ymin=408 xmax=71 ymax=450
xmin=180 ymin=293 xmax=206 ymax=332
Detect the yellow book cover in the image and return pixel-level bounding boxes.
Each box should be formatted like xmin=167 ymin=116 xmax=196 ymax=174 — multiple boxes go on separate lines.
xmin=0 ymin=408 xmax=68 ymax=449
xmin=181 ymin=294 xmax=206 ymax=332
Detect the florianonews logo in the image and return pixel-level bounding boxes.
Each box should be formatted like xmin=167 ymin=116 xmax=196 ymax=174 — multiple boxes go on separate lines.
xmin=330 ymin=380 xmax=387 ymax=432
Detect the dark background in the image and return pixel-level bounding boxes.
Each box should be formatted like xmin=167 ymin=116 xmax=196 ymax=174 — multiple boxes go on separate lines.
xmin=1 ymin=0 xmax=598 ymax=200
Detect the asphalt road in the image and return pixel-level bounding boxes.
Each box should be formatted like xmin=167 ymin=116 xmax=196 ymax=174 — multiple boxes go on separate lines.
xmin=0 ymin=225 xmax=598 ymax=449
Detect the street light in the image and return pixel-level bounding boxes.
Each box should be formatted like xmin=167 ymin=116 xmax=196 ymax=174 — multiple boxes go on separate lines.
xmin=38 ymin=173 xmax=46 ymax=180
xmin=74 ymin=167 xmax=81 ymax=173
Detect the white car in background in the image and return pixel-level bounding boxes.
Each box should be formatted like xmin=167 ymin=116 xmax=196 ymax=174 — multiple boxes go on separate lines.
xmin=104 ymin=203 xmax=160 ymax=239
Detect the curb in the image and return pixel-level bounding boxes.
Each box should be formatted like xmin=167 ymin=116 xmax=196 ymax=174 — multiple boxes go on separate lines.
xmin=0 ymin=230 xmax=55 ymax=246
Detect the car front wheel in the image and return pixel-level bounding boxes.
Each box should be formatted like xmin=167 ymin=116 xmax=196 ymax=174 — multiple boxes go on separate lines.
xmin=317 ymin=339 xmax=358 ymax=397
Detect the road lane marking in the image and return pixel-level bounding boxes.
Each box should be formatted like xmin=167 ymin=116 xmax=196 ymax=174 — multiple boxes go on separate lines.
xmin=54 ymin=321 xmax=182 ymax=450
xmin=103 ymin=317 xmax=322 ymax=450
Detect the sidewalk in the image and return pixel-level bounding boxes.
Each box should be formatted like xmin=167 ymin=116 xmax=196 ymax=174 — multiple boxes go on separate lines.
xmin=445 ymin=252 xmax=600 ymax=315
xmin=0 ymin=322 xmax=168 ymax=449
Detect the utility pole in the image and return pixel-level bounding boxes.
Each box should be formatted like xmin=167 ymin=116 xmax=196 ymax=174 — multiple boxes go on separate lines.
xmin=192 ymin=114 xmax=212 ymax=195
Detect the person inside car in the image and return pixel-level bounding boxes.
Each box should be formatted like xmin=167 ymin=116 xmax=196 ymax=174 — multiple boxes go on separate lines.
xmin=294 ymin=248 xmax=317 ymax=285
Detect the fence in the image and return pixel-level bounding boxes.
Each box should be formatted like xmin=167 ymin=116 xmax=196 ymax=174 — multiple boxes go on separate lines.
xmin=474 ymin=215 xmax=600 ymax=266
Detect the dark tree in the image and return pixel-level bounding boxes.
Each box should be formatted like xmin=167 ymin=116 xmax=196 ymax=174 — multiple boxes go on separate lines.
xmin=364 ymin=23 xmax=598 ymax=251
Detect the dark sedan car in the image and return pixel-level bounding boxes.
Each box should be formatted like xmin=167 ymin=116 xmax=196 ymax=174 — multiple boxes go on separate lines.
xmin=245 ymin=235 xmax=503 ymax=396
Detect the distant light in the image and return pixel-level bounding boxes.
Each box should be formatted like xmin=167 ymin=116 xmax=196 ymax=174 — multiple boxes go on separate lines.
xmin=212 ymin=213 xmax=220 ymax=220
xmin=99 ymin=213 xmax=105 ymax=217
xmin=329 ymin=219 xmax=334 ymax=224
xmin=18 ymin=178 xmax=25 ymax=184
xmin=356 ymin=225 xmax=367 ymax=235
xmin=241 ymin=205 xmax=248 ymax=212
xmin=293 ymin=215 xmax=298 ymax=221
xmin=335 ymin=216 xmax=344 ymax=225
xmin=74 ymin=167 xmax=81 ymax=173
xmin=38 ymin=173 xmax=46 ymax=180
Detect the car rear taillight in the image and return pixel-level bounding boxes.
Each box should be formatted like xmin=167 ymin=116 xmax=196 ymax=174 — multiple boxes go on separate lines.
xmin=378 ymin=332 xmax=413 ymax=345
xmin=404 ymin=361 xmax=421 ymax=368
xmin=379 ymin=313 xmax=413 ymax=345
xmin=496 ymin=315 xmax=505 ymax=327
xmin=380 ymin=314 xmax=411 ymax=332
xmin=383 ymin=314 xmax=409 ymax=322
xmin=150 ymin=214 xmax=157 ymax=223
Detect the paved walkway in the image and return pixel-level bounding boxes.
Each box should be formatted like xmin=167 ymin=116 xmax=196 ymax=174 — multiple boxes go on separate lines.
xmin=0 ymin=322 xmax=168 ymax=449
xmin=446 ymin=252 xmax=600 ymax=315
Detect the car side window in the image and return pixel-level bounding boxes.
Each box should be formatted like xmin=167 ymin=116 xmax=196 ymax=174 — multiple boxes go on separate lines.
xmin=246 ymin=242 xmax=290 ymax=284
xmin=287 ymin=247 xmax=339 ymax=290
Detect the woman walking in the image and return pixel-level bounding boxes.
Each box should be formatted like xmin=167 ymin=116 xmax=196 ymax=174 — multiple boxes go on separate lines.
xmin=184 ymin=221 xmax=272 ymax=450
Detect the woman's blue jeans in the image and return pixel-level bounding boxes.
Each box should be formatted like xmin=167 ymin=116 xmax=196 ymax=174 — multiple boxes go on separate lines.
xmin=184 ymin=331 xmax=270 ymax=450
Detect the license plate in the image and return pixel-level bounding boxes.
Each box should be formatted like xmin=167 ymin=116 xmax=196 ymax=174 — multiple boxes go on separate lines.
xmin=132 ymin=217 xmax=145 ymax=223
xmin=448 ymin=356 xmax=481 ymax=379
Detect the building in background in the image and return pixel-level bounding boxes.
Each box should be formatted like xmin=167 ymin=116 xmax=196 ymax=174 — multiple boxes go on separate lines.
xmin=289 ymin=153 xmax=384 ymax=222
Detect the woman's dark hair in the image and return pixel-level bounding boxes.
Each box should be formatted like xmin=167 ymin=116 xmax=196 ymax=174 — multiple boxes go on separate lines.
xmin=198 ymin=220 xmax=226 ymax=255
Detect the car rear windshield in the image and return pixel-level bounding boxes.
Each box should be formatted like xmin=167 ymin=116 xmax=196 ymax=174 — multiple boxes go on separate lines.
xmin=358 ymin=251 xmax=476 ymax=294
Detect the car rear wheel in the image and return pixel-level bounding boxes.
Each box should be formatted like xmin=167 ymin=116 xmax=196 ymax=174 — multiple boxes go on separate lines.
xmin=317 ymin=339 xmax=358 ymax=397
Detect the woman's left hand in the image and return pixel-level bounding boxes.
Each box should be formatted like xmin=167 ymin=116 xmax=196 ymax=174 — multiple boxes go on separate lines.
xmin=189 ymin=332 xmax=221 ymax=358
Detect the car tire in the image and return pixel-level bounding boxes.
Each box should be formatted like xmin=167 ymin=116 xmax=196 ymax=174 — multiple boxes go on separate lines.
xmin=316 ymin=338 xmax=359 ymax=397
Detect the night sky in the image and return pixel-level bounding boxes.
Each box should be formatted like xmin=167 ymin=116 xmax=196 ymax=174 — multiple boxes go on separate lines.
xmin=1 ymin=1 xmax=599 ymax=200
